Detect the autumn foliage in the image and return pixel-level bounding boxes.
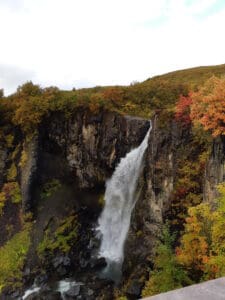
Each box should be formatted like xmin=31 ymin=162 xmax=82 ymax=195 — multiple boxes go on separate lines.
xmin=175 ymin=94 xmax=192 ymax=126
xmin=143 ymin=184 xmax=225 ymax=297
xmin=176 ymin=204 xmax=211 ymax=279
xmin=190 ymin=77 xmax=225 ymax=137
xmin=190 ymin=76 xmax=225 ymax=136
xmin=175 ymin=76 xmax=225 ymax=137
xmin=176 ymin=183 xmax=225 ymax=281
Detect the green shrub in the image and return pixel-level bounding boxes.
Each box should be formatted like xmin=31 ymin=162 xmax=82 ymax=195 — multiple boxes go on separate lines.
xmin=40 ymin=179 xmax=61 ymax=199
xmin=37 ymin=215 xmax=79 ymax=258
xmin=0 ymin=182 xmax=22 ymax=215
xmin=0 ymin=223 xmax=32 ymax=292
xmin=5 ymin=134 xmax=14 ymax=148
xmin=142 ymin=225 xmax=191 ymax=297
xmin=0 ymin=191 xmax=6 ymax=215
xmin=7 ymin=163 xmax=17 ymax=181
xmin=19 ymin=149 xmax=28 ymax=168
xmin=98 ymin=194 xmax=105 ymax=207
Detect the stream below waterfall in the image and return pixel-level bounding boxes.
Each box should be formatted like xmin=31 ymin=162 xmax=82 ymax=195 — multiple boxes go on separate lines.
xmin=22 ymin=279 xmax=84 ymax=300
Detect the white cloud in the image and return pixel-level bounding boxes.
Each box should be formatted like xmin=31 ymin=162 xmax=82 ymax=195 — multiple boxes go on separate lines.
xmin=0 ymin=0 xmax=225 ymax=95
xmin=0 ymin=64 xmax=36 ymax=94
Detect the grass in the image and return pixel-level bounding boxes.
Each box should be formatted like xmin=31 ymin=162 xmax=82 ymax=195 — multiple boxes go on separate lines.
xmin=37 ymin=215 xmax=79 ymax=258
xmin=146 ymin=64 xmax=225 ymax=89
xmin=0 ymin=223 xmax=32 ymax=292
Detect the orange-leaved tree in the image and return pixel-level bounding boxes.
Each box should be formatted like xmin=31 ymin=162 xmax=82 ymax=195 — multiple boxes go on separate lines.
xmin=190 ymin=76 xmax=225 ymax=137
xmin=175 ymin=94 xmax=192 ymax=126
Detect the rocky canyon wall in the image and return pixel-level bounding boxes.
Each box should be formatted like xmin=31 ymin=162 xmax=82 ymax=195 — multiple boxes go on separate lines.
xmin=0 ymin=109 xmax=225 ymax=299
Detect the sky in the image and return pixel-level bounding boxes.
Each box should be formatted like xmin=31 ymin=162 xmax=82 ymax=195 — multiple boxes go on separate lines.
xmin=0 ymin=0 xmax=225 ymax=95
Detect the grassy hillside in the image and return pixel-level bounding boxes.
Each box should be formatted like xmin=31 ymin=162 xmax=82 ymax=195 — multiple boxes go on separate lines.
xmin=146 ymin=64 xmax=225 ymax=89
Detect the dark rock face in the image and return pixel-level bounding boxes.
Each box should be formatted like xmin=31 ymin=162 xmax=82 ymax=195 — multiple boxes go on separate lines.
xmin=204 ymin=136 xmax=225 ymax=203
xmin=0 ymin=144 xmax=7 ymax=187
xmin=123 ymin=119 xmax=225 ymax=290
xmin=39 ymin=110 xmax=150 ymax=190
xmin=123 ymin=119 xmax=178 ymax=276
xmin=126 ymin=280 xmax=143 ymax=298
xmin=21 ymin=136 xmax=39 ymax=211
xmin=64 ymin=284 xmax=80 ymax=297
xmin=8 ymin=109 xmax=149 ymax=299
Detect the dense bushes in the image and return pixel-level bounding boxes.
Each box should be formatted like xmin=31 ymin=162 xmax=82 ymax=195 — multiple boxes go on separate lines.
xmin=175 ymin=77 xmax=225 ymax=137
xmin=177 ymin=183 xmax=225 ymax=281
xmin=142 ymin=225 xmax=191 ymax=297
xmin=190 ymin=77 xmax=225 ymax=137
xmin=0 ymin=64 xmax=224 ymax=136
xmin=0 ymin=223 xmax=31 ymax=292
xmin=0 ymin=182 xmax=22 ymax=216
xmin=169 ymin=135 xmax=211 ymax=231
xmin=37 ymin=214 xmax=79 ymax=260
xmin=143 ymin=184 xmax=225 ymax=297
xmin=0 ymin=77 xmax=189 ymax=133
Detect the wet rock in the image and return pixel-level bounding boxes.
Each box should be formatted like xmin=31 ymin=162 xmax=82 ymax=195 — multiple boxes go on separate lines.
xmin=79 ymin=286 xmax=95 ymax=300
xmin=79 ymin=257 xmax=88 ymax=269
xmin=57 ymin=266 xmax=68 ymax=276
xmin=34 ymin=273 xmax=48 ymax=287
xmin=87 ymin=288 xmax=94 ymax=296
xmin=88 ymin=236 xmax=100 ymax=250
xmin=126 ymin=280 xmax=142 ymax=298
xmin=10 ymin=290 xmax=21 ymax=299
xmin=26 ymin=290 xmax=62 ymax=300
xmin=52 ymin=255 xmax=71 ymax=269
xmin=23 ymin=267 xmax=31 ymax=277
xmin=89 ymin=257 xmax=106 ymax=270
xmin=51 ymin=255 xmax=71 ymax=276
xmin=64 ymin=284 xmax=80 ymax=298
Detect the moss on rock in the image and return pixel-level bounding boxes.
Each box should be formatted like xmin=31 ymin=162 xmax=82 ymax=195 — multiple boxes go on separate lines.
xmin=0 ymin=223 xmax=32 ymax=292
xmin=37 ymin=214 xmax=79 ymax=259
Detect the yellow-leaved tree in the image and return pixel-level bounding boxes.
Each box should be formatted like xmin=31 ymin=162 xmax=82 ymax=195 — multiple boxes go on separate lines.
xmin=177 ymin=183 xmax=225 ymax=281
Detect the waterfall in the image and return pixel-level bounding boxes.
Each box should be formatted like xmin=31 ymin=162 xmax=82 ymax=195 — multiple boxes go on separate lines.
xmin=97 ymin=121 xmax=152 ymax=282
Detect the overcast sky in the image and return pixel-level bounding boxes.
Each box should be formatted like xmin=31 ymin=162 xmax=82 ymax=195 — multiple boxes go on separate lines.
xmin=0 ymin=0 xmax=225 ymax=95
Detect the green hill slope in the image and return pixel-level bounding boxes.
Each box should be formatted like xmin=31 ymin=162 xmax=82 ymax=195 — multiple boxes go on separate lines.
xmin=146 ymin=64 xmax=225 ymax=88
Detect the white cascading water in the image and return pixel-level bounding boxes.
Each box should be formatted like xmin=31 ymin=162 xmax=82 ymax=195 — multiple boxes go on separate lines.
xmin=97 ymin=121 xmax=152 ymax=282
xmin=22 ymin=279 xmax=83 ymax=300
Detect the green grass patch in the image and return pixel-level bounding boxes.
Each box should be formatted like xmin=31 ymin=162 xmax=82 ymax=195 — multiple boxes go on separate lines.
xmin=40 ymin=179 xmax=62 ymax=200
xmin=7 ymin=163 xmax=17 ymax=181
xmin=0 ymin=223 xmax=32 ymax=292
xmin=0 ymin=182 xmax=22 ymax=216
xmin=37 ymin=215 xmax=79 ymax=259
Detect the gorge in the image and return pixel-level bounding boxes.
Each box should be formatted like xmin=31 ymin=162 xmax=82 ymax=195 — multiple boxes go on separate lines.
xmin=0 ymin=65 xmax=225 ymax=299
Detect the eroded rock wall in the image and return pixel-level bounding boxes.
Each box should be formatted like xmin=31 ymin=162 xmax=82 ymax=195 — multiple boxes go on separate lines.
xmin=0 ymin=143 xmax=7 ymax=187
xmin=123 ymin=121 xmax=225 ymax=295
xmin=1 ymin=109 xmax=225 ymax=299
xmin=203 ymin=136 xmax=225 ymax=203
xmin=39 ymin=110 xmax=150 ymax=190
